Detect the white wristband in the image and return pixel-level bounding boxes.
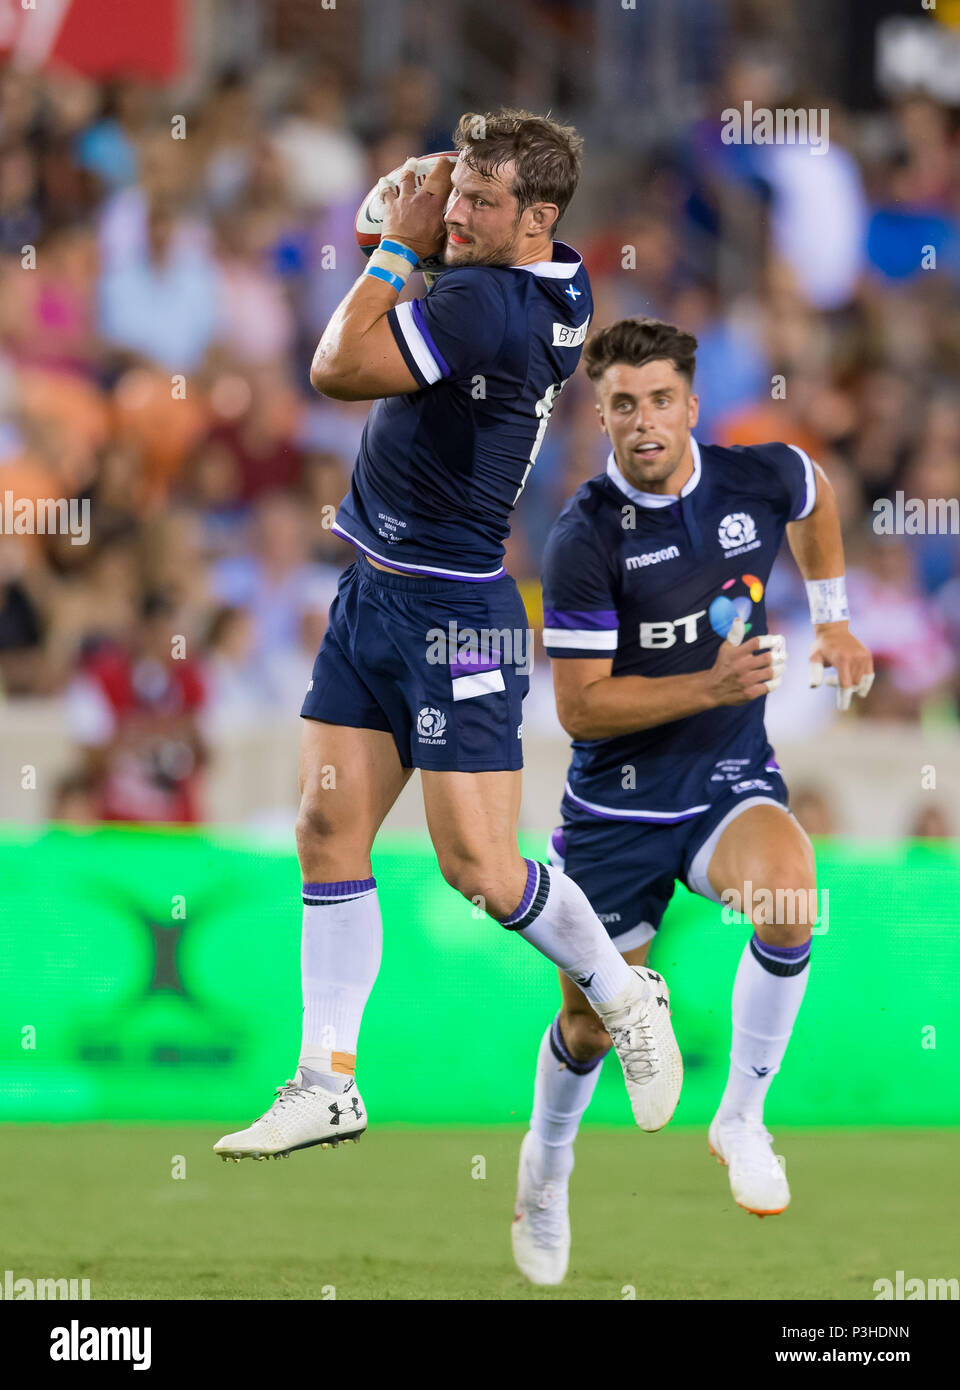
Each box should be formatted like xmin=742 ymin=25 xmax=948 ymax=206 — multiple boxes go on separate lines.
xmin=805 ymin=576 xmax=849 ymax=625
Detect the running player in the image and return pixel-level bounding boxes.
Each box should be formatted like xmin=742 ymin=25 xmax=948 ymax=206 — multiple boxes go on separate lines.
xmin=511 ymin=316 xmax=874 ymax=1284
xmin=215 ymin=115 xmax=682 ymax=1163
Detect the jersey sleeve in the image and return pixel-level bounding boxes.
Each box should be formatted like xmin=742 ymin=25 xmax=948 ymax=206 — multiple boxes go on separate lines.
xmin=541 ymin=517 xmax=619 ymax=660
xmin=757 ymin=441 xmax=818 ymax=521
xmin=386 ymin=269 xmax=508 ymax=387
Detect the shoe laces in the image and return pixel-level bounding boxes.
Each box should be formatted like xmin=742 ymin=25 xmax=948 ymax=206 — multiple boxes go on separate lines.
xmin=270 ymin=1079 xmax=307 ymax=1109
xmin=607 ymin=1013 xmax=657 ymax=1083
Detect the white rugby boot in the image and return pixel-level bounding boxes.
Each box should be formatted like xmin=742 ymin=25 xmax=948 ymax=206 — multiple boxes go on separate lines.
xmin=708 ymin=1112 xmax=790 ymax=1216
xmin=214 ymin=1074 xmax=366 ymax=1161
xmin=595 ymin=966 xmax=683 ymax=1131
xmin=511 ymin=1132 xmax=571 ymax=1286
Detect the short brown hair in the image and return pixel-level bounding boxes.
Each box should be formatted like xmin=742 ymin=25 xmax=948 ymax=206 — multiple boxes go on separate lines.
xmin=453 ymin=108 xmax=583 ymax=233
xmin=582 ymin=317 xmax=698 ymax=385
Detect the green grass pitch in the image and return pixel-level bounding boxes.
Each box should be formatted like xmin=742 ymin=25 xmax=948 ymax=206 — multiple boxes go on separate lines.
xmin=2 ymin=1125 xmax=957 ymax=1300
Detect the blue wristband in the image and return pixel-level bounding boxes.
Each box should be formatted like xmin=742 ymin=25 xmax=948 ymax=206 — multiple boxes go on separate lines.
xmin=364 ymin=264 xmax=406 ymax=293
xmin=379 ymin=239 xmax=419 ymax=268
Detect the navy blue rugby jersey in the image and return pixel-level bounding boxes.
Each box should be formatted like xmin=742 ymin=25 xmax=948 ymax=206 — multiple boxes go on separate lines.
xmin=541 ymin=438 xmax=817 ymax=821
xmin=331 ymin=241 xmax=592 ymax=581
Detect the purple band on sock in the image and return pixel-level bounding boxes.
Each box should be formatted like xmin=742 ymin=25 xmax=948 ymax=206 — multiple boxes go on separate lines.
xmin=500 ymin=858 xmax=539 ymax=926
xmin=750 ymin=932 xmax=810 ymax=977
xmin=751 ymin=933 xmax=810 ymax=960
xmin=302 ymin=878 xmax=376 ymax=903
xmin=549 ymin=1013 xmax=607 ymax=1075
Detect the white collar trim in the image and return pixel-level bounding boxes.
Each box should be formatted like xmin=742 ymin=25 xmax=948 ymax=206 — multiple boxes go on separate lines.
xmin=510 ymin=240 xmax=581 ymax=279
xmin=605 ymin=438 xmax=702 ymax=507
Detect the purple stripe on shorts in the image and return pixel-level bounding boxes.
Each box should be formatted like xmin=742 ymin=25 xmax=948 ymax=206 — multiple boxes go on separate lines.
xmin=329 ymin=524 xmax=506 ymax=582
xmin=450 ymin=656 xmax=501 ymax=678
xmin=543 ymin=608 xmax=619 ymax=631
xmin=564 ymin=794 xmax=707 ymax=824
xmin=550 ymin=827 xmax=566 ymax=859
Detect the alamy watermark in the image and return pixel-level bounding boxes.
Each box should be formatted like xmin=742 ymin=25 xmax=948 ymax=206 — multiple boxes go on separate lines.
xmin=1 ymin=1268 xmax=91 ymax=1299
xmin=874 ymin=1270 xmax=958 ymax=1300
xmin=0 ymin=492 xmax=90 ymax=545
xmin=50 ymin=1320 xmax=151 ymax=1370
xmin=720 ymin=883 xmax=829 ymax=933
xmin=721 ymin=102 xmax=829 ymax=154
xmin=873 ymin=492 xmax=959 ymax=535
xmin=425 ymin=621 xmax=533 ymax=676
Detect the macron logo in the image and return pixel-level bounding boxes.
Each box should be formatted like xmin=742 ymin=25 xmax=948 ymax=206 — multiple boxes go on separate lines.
xmin=626 ymin=545 xmax=679 ymax=570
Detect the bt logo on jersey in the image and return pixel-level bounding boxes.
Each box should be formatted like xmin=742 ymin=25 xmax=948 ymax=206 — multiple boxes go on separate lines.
xmin=640 ymin=574 xmax=766 ymax=648
xmin=552 ymin=319 xmax=590 ymax=347
xmin=639 ymin=611 xmax=705 ymax=648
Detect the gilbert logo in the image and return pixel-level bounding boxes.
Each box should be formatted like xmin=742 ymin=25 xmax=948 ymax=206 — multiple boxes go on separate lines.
xmin=718 ymin=512 xmax=760 ymax=557
xmin=50 ymin=1321 xmax=152 ymax=1370
xmin=416 ymin=707 xmax=447 ymax=742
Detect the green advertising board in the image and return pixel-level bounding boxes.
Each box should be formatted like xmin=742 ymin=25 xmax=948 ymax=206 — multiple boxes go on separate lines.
xmin=0 ymin=826 xmax=957 ymax=1126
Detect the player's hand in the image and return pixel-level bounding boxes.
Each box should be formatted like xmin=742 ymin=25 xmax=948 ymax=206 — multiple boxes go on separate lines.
xmin=710 ymin=618 xmax=786 ymax=705
xmin=380 ymin=157 xmax=453 ymax=264
xmin=808 ymin=625 xmax=874 ymax=710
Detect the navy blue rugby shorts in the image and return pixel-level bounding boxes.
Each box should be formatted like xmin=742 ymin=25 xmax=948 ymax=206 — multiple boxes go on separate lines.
xmin=548 ymin=761 xmax=792 ymax=950
xmin=301 ymin=556 xmax=530 ymax=772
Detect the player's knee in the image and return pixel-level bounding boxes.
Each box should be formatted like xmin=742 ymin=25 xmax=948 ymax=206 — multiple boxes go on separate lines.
xmin=560 ymin=1008 xmax=611 ymax=1062
xmin=295 ymin=793 xmax=371 ymax=879
xmin=295 ymin=794 xmax=338 ymax=856
xmin=745 ymin=859 xmax=818 ymax=945
xmin=436 ymin=849 xmax=480 ymax=899
xmin=435 ymin=849 xmax=518 ymax=918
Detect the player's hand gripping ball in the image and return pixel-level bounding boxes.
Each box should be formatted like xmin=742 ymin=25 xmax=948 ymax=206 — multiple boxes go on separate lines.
xmin=355 ymin=151 xmax=458 ymax=272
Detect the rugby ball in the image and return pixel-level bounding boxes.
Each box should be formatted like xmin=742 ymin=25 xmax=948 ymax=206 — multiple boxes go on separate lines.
xmin=354 ymin=151 xmax=458 ymax=271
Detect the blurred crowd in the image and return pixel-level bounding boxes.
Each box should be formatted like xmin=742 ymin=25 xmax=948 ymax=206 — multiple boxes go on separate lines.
xmin=0 ymin=31 xmax=957 ymax=831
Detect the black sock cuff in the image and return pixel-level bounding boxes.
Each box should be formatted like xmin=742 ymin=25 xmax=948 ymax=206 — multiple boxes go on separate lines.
xmin=499 ymin=859 xmax=550 ymax=931
xmin=749 ymin=933 xmax=811 ymax=977
xmin=549 ymin=1013 xmax=607 ymax=1074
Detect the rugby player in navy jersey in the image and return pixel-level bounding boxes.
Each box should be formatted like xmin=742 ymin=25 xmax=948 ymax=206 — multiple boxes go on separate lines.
xmin=511 ymin=317 xmax=874 ymax=1284
xmin=215 ymin=115 xmax=682 ymax=1164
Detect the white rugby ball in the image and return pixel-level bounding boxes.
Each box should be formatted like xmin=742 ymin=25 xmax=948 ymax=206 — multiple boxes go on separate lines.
xmin=355 ymin=150 xmax=458 ymax=270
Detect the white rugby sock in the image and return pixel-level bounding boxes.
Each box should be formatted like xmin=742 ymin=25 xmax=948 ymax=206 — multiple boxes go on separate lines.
xmin=501 ymin=861 xmax=634 ymax=1006
xmin=717 ymin=932 xmax=811 ymax=1123
xmin=298 ymin=878 xmax=382 ymax=1094
xmin=528 ymin=1014 xmax=608 ymax=1181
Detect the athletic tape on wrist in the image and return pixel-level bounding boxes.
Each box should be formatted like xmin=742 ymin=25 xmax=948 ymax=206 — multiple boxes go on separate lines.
xmin=805 ymin=576 xmax=849 ymax=625
xmin=379 ymin=238 xmax=418 ymax=267
xmin=363 ymin=240 xmax=417 ymax=293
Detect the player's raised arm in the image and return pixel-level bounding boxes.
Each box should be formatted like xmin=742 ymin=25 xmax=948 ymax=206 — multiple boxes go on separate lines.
xmin=785 ymin=461 xmax=874 ymax=710
xmin=309 ymin=158 xmax=453 ymax=401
